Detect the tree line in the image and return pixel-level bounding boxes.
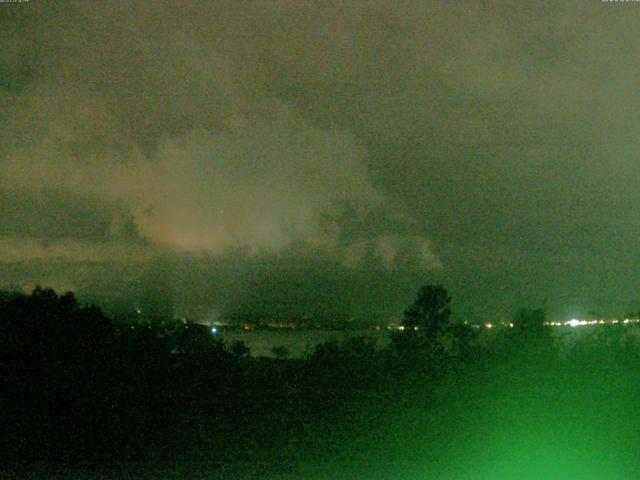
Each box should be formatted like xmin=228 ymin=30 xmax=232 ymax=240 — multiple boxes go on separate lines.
xmin=0 ymin=283 xmax=556 ymax=476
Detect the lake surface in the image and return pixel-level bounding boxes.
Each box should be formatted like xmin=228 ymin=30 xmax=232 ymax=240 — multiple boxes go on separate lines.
xmin=216 ymin=324 xmax=640 ymax=358
xmin=217 ymin=329 xmax=392 ymax=358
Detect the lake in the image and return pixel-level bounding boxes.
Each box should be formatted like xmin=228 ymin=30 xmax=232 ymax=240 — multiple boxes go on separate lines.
xmin=216 ymin=329 xmax=392 ymax=358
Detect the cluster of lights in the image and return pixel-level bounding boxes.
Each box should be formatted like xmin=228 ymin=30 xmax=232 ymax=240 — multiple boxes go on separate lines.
xmin=393 ymin=325 xmax=420 ymax=332
xmin=465 ymin=322 xmax=514 ymax=330
xmin=387 ymin=318 xmax=640 ymax=332
xmin=465 ymin=319 xmax=640 ymax=330
xmin=545 ymin=318 xmax=640 ymax=328
xmin=483 ymin=322 xmax=515 ymax=329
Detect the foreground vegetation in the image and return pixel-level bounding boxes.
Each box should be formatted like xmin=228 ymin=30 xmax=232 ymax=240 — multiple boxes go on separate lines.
xmin=3 ymin=287 xmax=640 ymax=479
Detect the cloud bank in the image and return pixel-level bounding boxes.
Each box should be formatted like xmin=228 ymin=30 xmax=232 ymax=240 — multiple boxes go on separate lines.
xmin=1 ymin=1 xmax=639 ymax=321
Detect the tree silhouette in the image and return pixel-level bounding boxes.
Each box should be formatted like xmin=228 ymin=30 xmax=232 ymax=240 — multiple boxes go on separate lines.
xmin=513 ymin=307 xmax=546 ymax=333
xmin=230 ymin=340 xmax=250 ymax=358
xmin=271 ymin=345 xmax=290 ymax=359
xmin=403 ymin=285 xmax=452 ymax=339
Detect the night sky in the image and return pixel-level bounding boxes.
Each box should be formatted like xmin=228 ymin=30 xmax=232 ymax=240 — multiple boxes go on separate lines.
xmin=1 ymin=1 xmax=640 ymax=323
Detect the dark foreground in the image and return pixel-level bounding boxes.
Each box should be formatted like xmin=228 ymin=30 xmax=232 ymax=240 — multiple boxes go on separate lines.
xmin=3 ymin=290 xmax=640 ymax=479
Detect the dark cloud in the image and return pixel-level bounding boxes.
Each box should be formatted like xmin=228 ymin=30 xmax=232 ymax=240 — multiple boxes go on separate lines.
xmin=1 ymin=1 xmax=639 ymax=321
xmin=0 ymin=189 xmax=141 ymax=242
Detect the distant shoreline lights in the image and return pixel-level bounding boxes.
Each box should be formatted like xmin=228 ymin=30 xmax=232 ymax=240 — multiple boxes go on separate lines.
xmin=458 ymin=319 xmax=640 ymax=329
